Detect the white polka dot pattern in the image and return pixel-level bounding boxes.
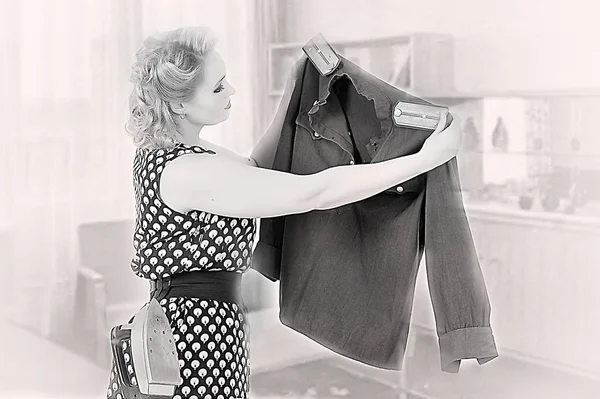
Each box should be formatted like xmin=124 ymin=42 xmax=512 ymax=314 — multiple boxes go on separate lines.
xmin=106 ymin=143 xmax=255 ymax=399
xmin=107 ymin=299 xmax=250 ymax=399
xmin=130 ymin=143 xmax=257 ymax=280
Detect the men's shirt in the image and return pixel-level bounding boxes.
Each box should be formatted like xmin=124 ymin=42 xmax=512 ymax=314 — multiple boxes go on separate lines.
xmin=251 ymin=55 xmax=498 ymax=373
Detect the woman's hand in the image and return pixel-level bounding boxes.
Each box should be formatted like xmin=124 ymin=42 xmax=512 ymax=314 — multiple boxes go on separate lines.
xmin=419 ymin=111 xmax=463 ymax=167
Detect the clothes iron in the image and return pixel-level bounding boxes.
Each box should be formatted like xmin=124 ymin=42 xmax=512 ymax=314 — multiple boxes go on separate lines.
xmin=110 ymin=298 xmax=182 ymax=398
xmin=302 ymin=33 xmax=341 ymax=76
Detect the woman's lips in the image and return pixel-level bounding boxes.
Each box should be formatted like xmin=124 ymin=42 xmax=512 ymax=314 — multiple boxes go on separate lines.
xmin=225 ymin=101 xmax=231 ymax=109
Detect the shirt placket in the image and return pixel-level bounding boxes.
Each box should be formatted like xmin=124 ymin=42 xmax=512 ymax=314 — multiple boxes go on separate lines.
xmin=309 ymin=100 xmax=357 ymax=166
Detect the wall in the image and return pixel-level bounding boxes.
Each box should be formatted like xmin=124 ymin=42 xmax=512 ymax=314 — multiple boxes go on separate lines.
xmin=282 ymin=0 xmax=600 ymax=93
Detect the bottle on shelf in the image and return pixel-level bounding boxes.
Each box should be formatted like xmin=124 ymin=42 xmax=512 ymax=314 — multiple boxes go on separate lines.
xmin=491 ymin=117 xmax=509 ymax=152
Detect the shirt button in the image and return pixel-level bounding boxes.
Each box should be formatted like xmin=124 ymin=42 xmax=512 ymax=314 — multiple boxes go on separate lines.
xmin=349 ymin=160 xmax=355 ymax=165
xmin=394 ymin=108 xmax=402 ymax=117
xmin=396 ymin=186 xmax=404 ymax=192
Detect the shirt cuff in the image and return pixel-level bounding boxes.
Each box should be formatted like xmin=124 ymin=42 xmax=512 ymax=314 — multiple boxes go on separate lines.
xmin=251 ymin=242 xmax=281 ymax=282
xmin=438 ymin=326 xmax=499 ymax=373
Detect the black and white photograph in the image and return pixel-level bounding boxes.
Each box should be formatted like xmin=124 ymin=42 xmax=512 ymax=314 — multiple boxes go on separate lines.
xmin=1 ymin=1 xmax=599 ymax=398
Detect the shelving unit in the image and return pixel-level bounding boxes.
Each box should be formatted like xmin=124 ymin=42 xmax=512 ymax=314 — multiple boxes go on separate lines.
xmin=268 ymin=33 xmax=455 ymax=97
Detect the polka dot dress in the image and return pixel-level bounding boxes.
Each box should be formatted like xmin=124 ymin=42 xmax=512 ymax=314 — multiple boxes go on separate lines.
xmin=106 ymin=143 xmax=257 ymax=399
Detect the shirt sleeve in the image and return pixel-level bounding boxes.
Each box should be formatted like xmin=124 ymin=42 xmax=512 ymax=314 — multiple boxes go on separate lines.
xmin=424 ymin=156 xmax=499 ymax=373
xmin=250 ymin=57 xmax=309 ymax=282
xmin=251 ymin=217 xmax=283 ymax=282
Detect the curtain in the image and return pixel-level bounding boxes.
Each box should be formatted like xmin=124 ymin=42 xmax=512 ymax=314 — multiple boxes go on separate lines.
xmin=0 ymin=0 xmax=261 ymax=339
xmin=0 ymin=0 xmax=143 ymax=338
xmin=251 ymin=0 xmax=283 ymax=141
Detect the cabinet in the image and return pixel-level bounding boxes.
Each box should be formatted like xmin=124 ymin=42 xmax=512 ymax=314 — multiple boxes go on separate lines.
xmin=471 ymin=207 xmax=600 ymax=378
xmin=411 ymin=205 xmax=600 ymax=379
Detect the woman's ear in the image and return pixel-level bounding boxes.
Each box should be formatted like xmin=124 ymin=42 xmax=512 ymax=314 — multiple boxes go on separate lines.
xmin=170 ymin=102 xmax=185 ymax=116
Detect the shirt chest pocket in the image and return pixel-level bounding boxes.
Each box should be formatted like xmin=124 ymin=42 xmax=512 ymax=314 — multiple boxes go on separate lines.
xmin=385 ymin=173 xmax=426 ymax=196
xmin=335 ymin=173 xmax=426 ymax=215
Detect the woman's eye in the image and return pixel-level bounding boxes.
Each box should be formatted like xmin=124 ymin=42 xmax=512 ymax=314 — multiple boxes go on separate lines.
xmin=214 ymin=84 xmax=224 ymax=93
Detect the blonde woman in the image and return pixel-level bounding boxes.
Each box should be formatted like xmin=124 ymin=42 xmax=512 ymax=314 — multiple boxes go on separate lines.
xmin=106 ymin=26 xmax=461 ymax=399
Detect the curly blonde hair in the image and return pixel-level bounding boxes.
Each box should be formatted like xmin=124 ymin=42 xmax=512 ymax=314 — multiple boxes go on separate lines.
xmin=126 ymin=26 xmax=218 ymax=150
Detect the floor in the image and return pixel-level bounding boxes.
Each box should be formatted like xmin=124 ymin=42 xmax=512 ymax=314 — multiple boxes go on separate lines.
xmin=1 ymin=309 xmax=599 ymax=399
xmin=0 ymin=316 xmax=108 ymax=399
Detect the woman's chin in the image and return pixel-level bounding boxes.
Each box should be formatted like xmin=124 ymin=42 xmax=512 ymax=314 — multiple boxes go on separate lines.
xmin=217 ymin=112 xmax=231 ymax=124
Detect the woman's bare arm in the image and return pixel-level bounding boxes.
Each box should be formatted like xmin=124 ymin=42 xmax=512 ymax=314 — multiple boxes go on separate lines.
xmin=161 ymin=112 xmax=460 ymax=219
xmin=195 ymin=138 xmax=257 ymax=166
xmin=160 ymin=149 xmax=436 ymax=219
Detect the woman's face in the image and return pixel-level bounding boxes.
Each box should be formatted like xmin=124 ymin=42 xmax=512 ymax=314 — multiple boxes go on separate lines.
xmin=181 ymin=50 xmax=235 ymax=127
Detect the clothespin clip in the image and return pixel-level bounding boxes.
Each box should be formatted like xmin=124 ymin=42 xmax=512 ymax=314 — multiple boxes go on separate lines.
xmin=302 ymin=33 xmax=341 ymax=76
xmin=393 ymin=101 xmax=450 ymax=131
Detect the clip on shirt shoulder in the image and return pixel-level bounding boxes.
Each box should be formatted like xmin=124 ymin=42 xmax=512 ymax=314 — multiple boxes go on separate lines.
xmin=302 ymin=33 xmax=341 ymax=77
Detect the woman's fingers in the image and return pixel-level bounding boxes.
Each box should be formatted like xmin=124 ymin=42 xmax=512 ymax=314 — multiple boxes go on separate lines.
xmin=432 ymin=110 xmax=448 ymax=135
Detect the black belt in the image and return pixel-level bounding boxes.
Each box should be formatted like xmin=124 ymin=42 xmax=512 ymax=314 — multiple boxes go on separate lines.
xmin=149 ymin=271 xmax=243 ymax=303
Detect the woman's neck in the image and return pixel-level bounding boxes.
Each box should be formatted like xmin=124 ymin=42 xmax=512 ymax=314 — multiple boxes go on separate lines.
xmin=176 ymin=120 xmax=204 ymax=147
